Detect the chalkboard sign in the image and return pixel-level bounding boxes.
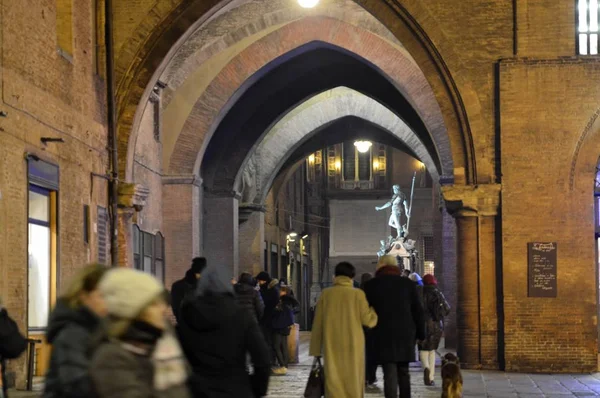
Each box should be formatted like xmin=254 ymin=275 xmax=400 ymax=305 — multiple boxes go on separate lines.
xmin=527 ymin=242 xmax=557 ymax=298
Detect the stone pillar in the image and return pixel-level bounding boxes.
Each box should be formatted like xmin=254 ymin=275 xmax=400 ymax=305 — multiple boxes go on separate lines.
xmin=203 ymin=193 xmax=239 ymax=282
xmin=162 ymin=176 xmax=203 ymax=287
xmin=117 ymin=183 xmax=150 ymax=268
xmin=442 ymin=184 xmax=501 ymax=370
xmin=238 ymin=209 xmax=265 ymax=277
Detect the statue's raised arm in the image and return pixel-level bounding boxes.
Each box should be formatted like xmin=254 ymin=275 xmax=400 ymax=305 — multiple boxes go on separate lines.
xmin=375 ymin=200 xmax=392 ymax=211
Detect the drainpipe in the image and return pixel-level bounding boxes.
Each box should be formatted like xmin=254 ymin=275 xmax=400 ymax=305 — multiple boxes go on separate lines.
xmin=105 ymin=0 xmax=119 ymax=266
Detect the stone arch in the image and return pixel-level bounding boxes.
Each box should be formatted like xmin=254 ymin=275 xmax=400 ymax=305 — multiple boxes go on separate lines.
xmin=167 ymin=17 xmax=455 ymax=179
xmin=237 ymin=87 xmax=439 ymax=204
xmin=570 ymin=107 xmax=600 ymax=190
xmin=117 ymin=0 xmax=479 ymax=184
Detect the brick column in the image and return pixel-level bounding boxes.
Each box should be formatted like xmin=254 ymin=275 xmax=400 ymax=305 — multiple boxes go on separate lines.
xmin=162 ymin=176 xmax=203 ymax=288
xmin=442 ymin=184 xmax=501 ymax=370
xmin=117 ymin=183 xmax=150 ymax=268
xmin=203 ymin=193 xmax=239 ymax=282
xmin=238 ymin=209 xmax=265 ymax=277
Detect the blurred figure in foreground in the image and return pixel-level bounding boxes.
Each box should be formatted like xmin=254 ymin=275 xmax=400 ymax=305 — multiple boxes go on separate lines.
xmin=179 ymin=267 xmax=270 ymax=397
xmin=271 ymin=286 xmax=299 ymax=375
xmin=0 ymin=296 xmax=27 ymax=398
xmin=43 ymin=264 xmax=108 ymax=398
xmin=234 ymin=272 xmax=264 ymax=322
xmin=91 ymin=268 xmax=190 ymax=398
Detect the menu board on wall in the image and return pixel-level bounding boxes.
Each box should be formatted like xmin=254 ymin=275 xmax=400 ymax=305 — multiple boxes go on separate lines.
xmin=527 ymin=242 xmax=557 ymax=298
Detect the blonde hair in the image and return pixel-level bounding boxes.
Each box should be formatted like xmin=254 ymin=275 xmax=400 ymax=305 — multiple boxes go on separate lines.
xmin=61 ymin=264 xmax=108 ymax=309
xmin=377 ymin=255 xmax=397 ymax=268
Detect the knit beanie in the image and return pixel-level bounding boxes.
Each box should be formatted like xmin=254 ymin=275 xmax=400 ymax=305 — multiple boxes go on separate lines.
xmin=99 ymin=268 xmax=164 ymax=320
xmin=422 ymin=274 xmax=438 ymax=286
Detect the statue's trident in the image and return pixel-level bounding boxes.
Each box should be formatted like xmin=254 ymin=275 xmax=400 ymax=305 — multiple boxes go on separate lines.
xmin=405 ymin=171 xmax=417 ymax=236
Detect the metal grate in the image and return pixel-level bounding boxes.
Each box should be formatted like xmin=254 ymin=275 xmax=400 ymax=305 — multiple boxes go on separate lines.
xmin=423 ymin=235 xmax=434 ymax=262
xmin=97 ymin=206 xmax=107 ymax=264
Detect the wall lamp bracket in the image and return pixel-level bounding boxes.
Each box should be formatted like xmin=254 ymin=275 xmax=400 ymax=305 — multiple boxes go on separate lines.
xmin=0 ymin=111 xmax=7 ymax=117
xmin=41 ymin=137 xmax=65 ymax=145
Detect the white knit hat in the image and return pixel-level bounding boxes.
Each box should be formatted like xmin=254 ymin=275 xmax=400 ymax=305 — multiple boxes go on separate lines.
xmin=99 ymin=268 xmax=164 ymax=319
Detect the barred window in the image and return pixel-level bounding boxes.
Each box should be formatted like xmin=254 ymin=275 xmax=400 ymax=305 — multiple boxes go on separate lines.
xmin=578 ymin=0 xmax=600 ymax=55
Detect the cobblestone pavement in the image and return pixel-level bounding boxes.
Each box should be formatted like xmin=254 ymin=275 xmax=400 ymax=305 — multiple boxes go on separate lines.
xmin=10 ymin=333 xmax=600 ymax=397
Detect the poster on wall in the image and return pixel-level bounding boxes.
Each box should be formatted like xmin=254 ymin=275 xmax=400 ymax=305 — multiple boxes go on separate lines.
xmin=527 ymin=242 xmax=557 ymax=298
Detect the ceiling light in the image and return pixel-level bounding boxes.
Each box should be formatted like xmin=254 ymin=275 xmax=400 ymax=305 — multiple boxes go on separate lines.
xmin=354 ymin=141 xmax=372 ymax=153
xmin=298 ymin=0 xmax=320 ymax=8
xmin=289 ymin=231 xmax=298 ymax=237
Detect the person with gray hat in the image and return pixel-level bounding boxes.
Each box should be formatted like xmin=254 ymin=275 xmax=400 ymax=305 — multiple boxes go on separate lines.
xmin=179 ymin=266 xmax=271 ymax=397
xmin=90 ymin=268 xmax=191 ymax=398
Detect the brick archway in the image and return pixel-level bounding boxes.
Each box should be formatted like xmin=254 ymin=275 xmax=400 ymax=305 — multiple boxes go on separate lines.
xmin=238 ymin=87 xmax=440 ymax=204
xmin=116 ymin=0 xmax=479 ymax=185
xmin=166 ymin=16 xmax=455 ymax=179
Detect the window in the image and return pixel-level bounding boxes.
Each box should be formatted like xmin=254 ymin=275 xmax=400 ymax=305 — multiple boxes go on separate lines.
xmin=56 ymin=0 xmax=73 ymax=58
xmin=578 ymin=0 xmax=599 ymax=55
xmin=423 ymin=235 xmax=435 ymax=276
xmin=271 ymin=244 xmax=279 ymax=278
xmin=97 ymin=206 xmax=107 ymax=264
xmin=154 ymin=233 xmax=165 ymax=283
xmin=27 ymin=157 xmax=59 ymax=333
xmin=132 ymin=225 xmax=166 ymax=281
xmin=340 ymin=141 xmax=377 ymax=190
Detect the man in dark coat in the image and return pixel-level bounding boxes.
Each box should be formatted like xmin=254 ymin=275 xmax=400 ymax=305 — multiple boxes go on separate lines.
xmin=364 ymin=256 xmax=425 ymax=398
xmin=256 ymin=272 xmax=280 ymax=367
xmin=171 ymin=257 xmax=206 ymax=322
xmin=179 ymin=267 xmax=271 ymax=397
xmin=234 ymin=273 xmax=264 ymax=322
xmin=0 ymin=299 xmax=27 ymax=398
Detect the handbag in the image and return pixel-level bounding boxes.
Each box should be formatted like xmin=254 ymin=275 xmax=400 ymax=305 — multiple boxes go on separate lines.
xmin=304 ymin=357 xmax=325 ymax=398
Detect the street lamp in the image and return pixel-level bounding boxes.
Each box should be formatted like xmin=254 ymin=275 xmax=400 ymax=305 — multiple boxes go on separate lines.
xmin=354 ymin=140 xmax=372 ymax=153
xmin=298 ymin=0 xmax=320 ymax=8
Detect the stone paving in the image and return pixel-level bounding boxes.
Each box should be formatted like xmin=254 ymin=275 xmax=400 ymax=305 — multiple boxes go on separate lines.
xmin=10 ymin=333 xmax=600 ymax=397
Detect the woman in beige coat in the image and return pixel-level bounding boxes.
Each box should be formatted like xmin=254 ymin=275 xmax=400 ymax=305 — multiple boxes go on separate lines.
xmin=309 ymin=262 xmax=378 ymax=398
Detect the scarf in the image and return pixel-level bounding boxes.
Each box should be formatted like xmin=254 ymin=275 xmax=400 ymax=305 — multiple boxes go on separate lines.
xmin=152 ymin=330 xmax=190 ymax=391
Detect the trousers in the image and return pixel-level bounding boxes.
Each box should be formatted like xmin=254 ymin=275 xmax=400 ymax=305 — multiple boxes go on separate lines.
xmin=382 ymin=362 xmax=410 ymax=398
xmin=419 ymin=350 xmax=437 ymax=380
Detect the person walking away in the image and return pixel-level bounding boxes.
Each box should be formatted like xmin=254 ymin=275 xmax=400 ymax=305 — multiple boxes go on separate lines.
xmin=43 ymin=264 xmax=108 ymax=398
xmin=419 ymin=274 xmax=450 ymax=386
xmin=171 ymin=257 xmax=206 ymax=322
xmin=234 ymin=273 xmax=265 ymax=322
xmin=364 ymin=255 xmax=425 ymax=398
xmin=0 ymin=296 xmax=27 ymax=398
xmin=178 ymin=267 xmax=271 ymax=398
xmin=271 ymin=286 xmax=299 ymax=375
xmin=91 ymin=268 xmax=191 ymax=398
xmin=359 ymin=273 xmax=377 ymax=386
xmin=310 ymin=262 xmax=378 ymax=398
xmin=256 ymin=272 xmax=280 ymax=367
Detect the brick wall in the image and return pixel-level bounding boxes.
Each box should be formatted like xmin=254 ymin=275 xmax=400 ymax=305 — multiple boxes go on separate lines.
xmin=0 ymin=0 xmax=108 ymax=385
xmin=500 ymin=59 xmax=600 ymax=372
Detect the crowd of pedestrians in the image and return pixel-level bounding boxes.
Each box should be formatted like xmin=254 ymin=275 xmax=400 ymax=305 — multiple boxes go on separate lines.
xmin=311 ymin=255 xmax=450 ymax=398
xmin=0 ymin=253 xmax=448 ymax=398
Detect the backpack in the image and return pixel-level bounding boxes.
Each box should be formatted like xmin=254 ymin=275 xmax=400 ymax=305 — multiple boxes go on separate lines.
xmin=429 ymin=289 xmax=451 ymax=322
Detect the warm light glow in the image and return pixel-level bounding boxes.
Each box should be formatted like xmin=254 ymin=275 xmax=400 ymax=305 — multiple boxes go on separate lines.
xmin=302 ymin=234 xmax=309 ymax=239
xmin=298 ymin=0 xmax=320 ymax=8
xmin=289 ymin=232 xmax=298 ymax=237
xmin=334 ymin=160 xmax=341 ymax=170
xmin=373 ymin=160 xmax=380 ymax=170
xmin=308 ymin=154 xmax=315 ymax=163
xmin=354 ymin=141 xmax=372 ymax=153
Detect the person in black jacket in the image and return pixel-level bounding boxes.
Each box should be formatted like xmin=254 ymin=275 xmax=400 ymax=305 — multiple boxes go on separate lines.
xmin=256 ymin=272 xmax=280 ymax=367
xmin=234 ymin=273 xmax=264 ymax=322
xmin=364 ymin=256 xmax=425 ymax=398
xmin=171 ymin=257 xmax=206 ymax=322
xmin=42 ymin=264 xmax=108 ymax=398
xmin=179 ymin=267 xmax=270 ymax=398
xmin=0 ymin=297 xmax=27 ymax=398
xmin=271 ymin=286 xmax=299 ymax=375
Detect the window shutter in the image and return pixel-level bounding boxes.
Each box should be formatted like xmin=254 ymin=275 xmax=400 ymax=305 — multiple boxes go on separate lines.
xmin=97 ymin=206 xmax=107 ymax=264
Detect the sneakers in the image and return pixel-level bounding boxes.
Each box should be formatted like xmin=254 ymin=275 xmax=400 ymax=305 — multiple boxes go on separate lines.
xmin=271 ymin=367 xmax=287 ymax=376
